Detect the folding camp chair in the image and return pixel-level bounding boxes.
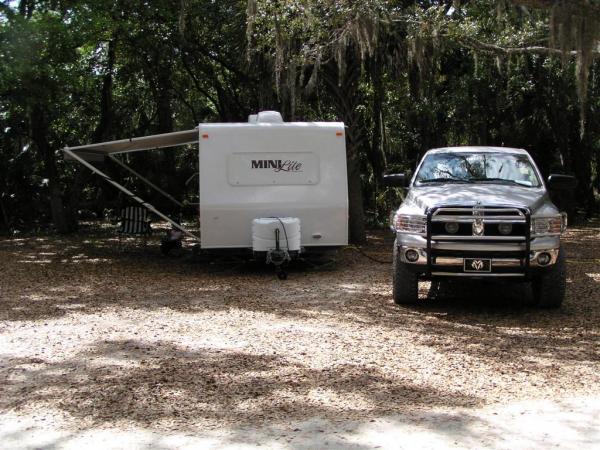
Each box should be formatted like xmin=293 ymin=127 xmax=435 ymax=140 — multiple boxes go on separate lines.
xmin=117 ymin=206 xmax=152 ymax=247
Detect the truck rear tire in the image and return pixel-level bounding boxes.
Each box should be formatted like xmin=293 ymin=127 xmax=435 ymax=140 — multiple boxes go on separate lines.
xmin=531 ymin=245 xmax=566 ymax=309
xmin=393 ymin=245 xmax=419 ymax=304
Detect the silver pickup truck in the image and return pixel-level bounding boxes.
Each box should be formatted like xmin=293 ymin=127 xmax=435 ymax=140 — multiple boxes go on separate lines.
xmin=384 ymin=146 xmax=577 ymax=308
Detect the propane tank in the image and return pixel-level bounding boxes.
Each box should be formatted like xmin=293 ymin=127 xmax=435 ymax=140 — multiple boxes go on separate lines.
xmin=252 ymin=217 xmax=301 ymax=252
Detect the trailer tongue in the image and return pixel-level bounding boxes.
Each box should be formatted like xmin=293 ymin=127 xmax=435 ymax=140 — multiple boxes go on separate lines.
xmin=63 ymin=111 xmax=349 ymax=276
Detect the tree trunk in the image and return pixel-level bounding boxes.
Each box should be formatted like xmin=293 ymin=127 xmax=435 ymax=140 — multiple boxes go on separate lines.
xmin=18 ymin=0 xmax=34 ymax=18
xmin=30 ymin=103 xmax=72 ymax=233
xmin=154 ymin=57 xmax=179 ymax=212
xmin=323 ymin=53 xmax=367 ymax=244
xmin=346 ymin=129 xmax=367 ymax=244
xmin=62 ymin=35 xmax=119 ymax=223
xmin=156 ymin=65 xmax=174 ymax=134
xmin=369 ymin=52 xmax=388 ymax=188
xmin=0 ymin=194 xmax=10 ymax=235
xmin=572 ymin=133 xmax=596 ymax=215
xmin=92 ymin=37 xmax=116 ymax=142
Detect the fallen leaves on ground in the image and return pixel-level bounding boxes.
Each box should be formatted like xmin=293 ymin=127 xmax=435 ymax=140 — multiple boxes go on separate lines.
xmin=0 ymin=219 xmax=599 ymax=431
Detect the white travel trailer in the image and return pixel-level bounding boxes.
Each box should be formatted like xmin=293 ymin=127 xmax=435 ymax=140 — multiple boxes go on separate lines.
xmin=63 ymin=111 xmax=349 ymax=276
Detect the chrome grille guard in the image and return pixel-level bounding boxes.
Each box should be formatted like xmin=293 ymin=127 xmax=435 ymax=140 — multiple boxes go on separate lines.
xmin=425 ymin=205 xmax=532 ymax=277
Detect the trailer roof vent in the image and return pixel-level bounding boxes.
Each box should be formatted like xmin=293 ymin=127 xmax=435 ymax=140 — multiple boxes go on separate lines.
xmin=255 ymin=111 xmax=283 ymax=124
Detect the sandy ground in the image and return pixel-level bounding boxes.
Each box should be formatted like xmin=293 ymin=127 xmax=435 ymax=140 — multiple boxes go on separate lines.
xmin=1 ymin=396 xmax=599 ymax=449
xmin=1 ymin=220 xmax=599 ymax=448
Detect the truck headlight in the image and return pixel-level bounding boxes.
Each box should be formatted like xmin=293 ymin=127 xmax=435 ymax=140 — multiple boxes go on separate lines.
xmin=531 ymin=215 xmax=565 ymax=236
xmin=394 ymin=214 xmax=426 ymax=235
xmin=445 ymin=222 xmax=459 ymax=234
xmin=498 ymin=222 xmax=513 ymax=235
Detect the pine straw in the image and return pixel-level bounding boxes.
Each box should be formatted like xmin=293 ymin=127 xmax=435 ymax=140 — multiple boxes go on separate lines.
xmin=0 ymin=220 xmax=599 ymax=431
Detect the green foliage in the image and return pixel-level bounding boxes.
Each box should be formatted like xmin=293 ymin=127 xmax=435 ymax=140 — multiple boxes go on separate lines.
xmin=0 ymin=0 xmax=598 ymax=235
xmin=249 ymin=0 xmax=599 ymax=225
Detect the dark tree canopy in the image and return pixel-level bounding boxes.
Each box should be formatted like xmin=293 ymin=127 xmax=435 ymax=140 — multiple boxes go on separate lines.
xmin=1 ymin=0 xmax=599 ymax=240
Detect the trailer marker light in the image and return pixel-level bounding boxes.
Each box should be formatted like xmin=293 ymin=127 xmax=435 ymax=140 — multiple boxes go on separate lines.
xmin=202 ymin=133 xmax=209 ymax=139
xmin=336 ymin=131 xmax=343 ymax=137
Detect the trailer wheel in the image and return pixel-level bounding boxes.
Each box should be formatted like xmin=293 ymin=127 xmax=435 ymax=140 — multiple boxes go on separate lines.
xmin=531 ymin=246 xmax=566 ymax=309
xmin=392 ymin=244 xmax=419 ymax=304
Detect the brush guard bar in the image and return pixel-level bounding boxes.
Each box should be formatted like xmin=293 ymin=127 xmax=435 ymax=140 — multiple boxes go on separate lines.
xmin=424 ymin=205 xmax=532 ymax=277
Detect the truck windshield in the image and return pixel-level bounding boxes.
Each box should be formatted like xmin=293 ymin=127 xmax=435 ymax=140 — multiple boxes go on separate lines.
xmin=414 ymin=152 xmax=541 ymax=187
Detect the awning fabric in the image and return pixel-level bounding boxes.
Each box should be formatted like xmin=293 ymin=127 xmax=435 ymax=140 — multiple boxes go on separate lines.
xmin=63 ymin=129 xmax=198 ymax=161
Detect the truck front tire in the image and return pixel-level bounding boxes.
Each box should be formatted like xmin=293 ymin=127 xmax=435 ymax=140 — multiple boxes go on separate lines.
xmin=531 ymin=245 xmax=566 ymax=309
xmin=393 ymin=245 xmax=419 ymax=304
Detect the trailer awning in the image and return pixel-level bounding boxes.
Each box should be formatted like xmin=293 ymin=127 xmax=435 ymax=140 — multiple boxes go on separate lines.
xmin=63 ymin=128 xmax=199 ymax=161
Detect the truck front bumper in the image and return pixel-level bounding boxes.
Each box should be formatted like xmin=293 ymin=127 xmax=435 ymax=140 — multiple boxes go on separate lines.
xmin=396 ymin=233 xmax=561 ymax=278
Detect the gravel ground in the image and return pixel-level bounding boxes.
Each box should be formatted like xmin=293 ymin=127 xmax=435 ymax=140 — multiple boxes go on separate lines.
xmin=2 ymin=397 xmax=599 ymax=449
xmin=0 ymin=220 xmax=599 ymax=447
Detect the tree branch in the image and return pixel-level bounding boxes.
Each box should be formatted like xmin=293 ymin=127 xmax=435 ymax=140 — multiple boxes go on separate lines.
xmin=511 ymin=0 xmax=600 ymax=14
xmin=459 ymin=36 xmax=600 ymax=58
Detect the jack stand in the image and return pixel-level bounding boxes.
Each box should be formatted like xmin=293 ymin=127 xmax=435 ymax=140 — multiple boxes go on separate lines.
xmin=276 ymin=266 xmax=288 ymax=280
xmin=266 ymin=228 xmax=290 ymax=280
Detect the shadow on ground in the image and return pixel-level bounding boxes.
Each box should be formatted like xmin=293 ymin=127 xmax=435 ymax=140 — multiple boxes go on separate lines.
xmin=1 ymin=339 xmax=478 ymax=429
xmin=1 ymin=220 xmax=600 ymax=433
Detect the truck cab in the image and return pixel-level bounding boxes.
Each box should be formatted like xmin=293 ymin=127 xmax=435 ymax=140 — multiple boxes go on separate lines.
xmin=384 ymin=146 xmax=576 ymax=307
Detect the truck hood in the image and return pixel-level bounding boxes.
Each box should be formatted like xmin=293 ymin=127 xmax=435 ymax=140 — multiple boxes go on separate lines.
xmin=404 ymin=184 xmax=557 ymax=215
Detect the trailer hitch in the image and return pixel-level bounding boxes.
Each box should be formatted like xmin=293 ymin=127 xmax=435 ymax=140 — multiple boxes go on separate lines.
xmin=266 ymin=228 xmax=290 ymax=280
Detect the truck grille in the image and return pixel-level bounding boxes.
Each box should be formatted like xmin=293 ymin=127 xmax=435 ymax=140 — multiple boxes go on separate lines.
xmin=430 ymin=206 xmax=526 ymax=241
xmin=426 ymin=205 xmax=531 ymax=276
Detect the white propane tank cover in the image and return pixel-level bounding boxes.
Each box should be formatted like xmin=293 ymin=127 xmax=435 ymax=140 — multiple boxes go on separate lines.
xmin=252 ymin=217 xmax=301 ymax=252
xmin=248 ymin=114 xmax=258 ymax=123
xmin=256 ymin=111 xmax=284 ymax=124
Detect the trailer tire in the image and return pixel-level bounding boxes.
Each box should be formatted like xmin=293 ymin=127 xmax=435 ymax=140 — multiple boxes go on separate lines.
xmin=392 ymin=245 xmax=419 ymax=305
xmin=531 ymin=246 xmax=566 ymax=309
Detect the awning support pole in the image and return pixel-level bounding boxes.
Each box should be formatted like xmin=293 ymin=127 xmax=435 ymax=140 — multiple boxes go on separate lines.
xmin=63 ymin=147 xmax=200 ymax=241
xmin=108 ymin=154 xmax=184 ymax=208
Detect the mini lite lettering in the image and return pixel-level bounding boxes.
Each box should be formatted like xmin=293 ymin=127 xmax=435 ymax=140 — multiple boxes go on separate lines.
xmin=251 ymin=160 xmax=303 ymax=172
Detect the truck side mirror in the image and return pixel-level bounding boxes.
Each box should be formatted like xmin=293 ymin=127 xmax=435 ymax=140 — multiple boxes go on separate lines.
xmin=547 ymin=174 xmax=577 ymax=191
xmin=383 ymin=173 xmax=409 ymax=188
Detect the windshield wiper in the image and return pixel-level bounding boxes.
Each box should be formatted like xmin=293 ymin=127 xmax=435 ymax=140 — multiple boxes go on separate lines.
xmin=418 ymin=177 xmax=473 ymax=184
xmin=471 ymin=178 xmax=532 ymax=186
